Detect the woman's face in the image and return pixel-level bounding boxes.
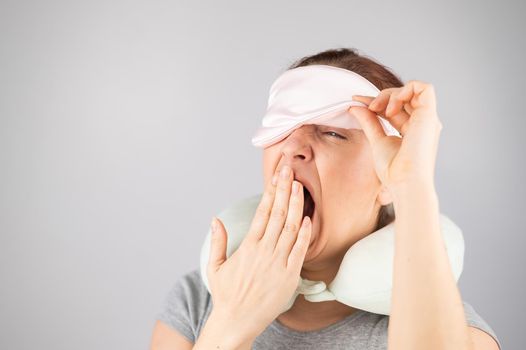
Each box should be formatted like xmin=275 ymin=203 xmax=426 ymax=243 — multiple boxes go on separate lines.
xmin=262 ymin=123 xmax=393 ymax=264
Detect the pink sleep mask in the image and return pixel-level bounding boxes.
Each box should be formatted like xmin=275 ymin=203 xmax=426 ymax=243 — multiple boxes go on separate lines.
xmin=251 ymin=64 xmax=401 ymax=148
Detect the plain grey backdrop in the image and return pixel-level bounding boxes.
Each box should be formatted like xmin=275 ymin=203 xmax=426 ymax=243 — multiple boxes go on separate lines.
xmin=1 ymin=0 xmax=524 ymax=349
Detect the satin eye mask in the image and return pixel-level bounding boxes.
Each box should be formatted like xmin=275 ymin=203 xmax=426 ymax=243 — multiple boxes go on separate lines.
xmin=251 ymin=64 xmax=402 ymax=148
xmin=199 ymin=194 xmax=465 ymax=316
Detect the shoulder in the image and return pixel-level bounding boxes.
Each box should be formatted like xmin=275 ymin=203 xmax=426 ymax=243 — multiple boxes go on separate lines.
xmin=155 ymin=268 xmax=213 ymax=343
xmin=462 ymin=301 xmax=502 ymax=350
xmin=365 ymin=300 xmax=502 ymax=349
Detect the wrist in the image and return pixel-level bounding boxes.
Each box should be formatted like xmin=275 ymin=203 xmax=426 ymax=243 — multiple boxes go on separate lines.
xmin=194 ymin=309 xmax=258 ymax=350
xmin=389 ymin=178 xmax=437 ymax=202
xmin=390 ymin=181 xmax=440 ymax=222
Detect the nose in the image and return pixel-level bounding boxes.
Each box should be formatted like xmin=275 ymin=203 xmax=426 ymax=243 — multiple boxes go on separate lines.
xmin=279 ymin=125 xmax=314 ymax=164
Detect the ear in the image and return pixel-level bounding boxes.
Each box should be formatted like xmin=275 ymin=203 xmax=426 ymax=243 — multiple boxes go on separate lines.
xmin=376 ymin=185 xmax=394 ymax=206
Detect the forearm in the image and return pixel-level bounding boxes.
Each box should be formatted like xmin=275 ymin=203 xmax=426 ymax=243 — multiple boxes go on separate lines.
xmin=193 ymin=309 xmax=257 ymax=350
xmin=387 ymin=181 xmax=473 ymax=350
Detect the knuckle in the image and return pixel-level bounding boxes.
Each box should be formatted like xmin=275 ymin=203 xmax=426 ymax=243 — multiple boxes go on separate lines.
xmin=256 ymin=204 xmax=271 ymax=219
xmin=284 ymin=222 xmax=298 ymax=233
xmin=239 ymin=235 xmax=254 ymax=248
xmin=271 ymin=207 xmax=287 ymax=220
xmin=292 ymin=193 xmax=302 ymax=204
xmin=265 ymin=184 xmax=275 ymax=196
xmin=277 ymin=179 xmax=289 ymax=191
xmin=425 ymin=83 xmax=435 ymax=93
xmin=272 ymin=247 xmax=288 ymax=266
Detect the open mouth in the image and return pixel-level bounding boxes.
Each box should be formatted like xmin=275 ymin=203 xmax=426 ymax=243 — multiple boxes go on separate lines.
xmin=302 ymin=186 xmax=316 ymax=220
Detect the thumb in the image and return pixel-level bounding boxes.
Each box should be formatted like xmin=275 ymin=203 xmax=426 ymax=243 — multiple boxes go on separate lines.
xmin=207 ymin=217 xmax=227 ymax=274
xmin=349 ymin=106 xmax=385 ymax=146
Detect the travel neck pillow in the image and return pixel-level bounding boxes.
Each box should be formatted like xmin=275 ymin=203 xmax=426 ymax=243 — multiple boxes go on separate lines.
xmin=199 ymin=193 xmax=465 ymax=316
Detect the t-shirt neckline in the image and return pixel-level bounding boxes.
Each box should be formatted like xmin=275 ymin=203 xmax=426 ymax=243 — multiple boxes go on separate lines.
xmin=269 ymin=309 xmax=368 ymax=337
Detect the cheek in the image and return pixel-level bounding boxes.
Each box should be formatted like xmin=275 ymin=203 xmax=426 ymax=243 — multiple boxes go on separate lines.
xmin=328 ymin=168 xmax=371 ymax=195
xmin=324 ymin=155 xmax=378 ymax=198
xmin=348 ymin=147 xmax=378 ymax=181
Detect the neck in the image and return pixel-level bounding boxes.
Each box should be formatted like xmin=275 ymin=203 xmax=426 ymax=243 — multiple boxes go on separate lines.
xmin=276 ymin=250 xmax=359 ymax=328
xmin=301 ymin=241 xmax=348 ymax=285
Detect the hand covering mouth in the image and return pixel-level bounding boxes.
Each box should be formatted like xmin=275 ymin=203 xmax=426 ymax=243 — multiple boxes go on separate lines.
xmin=290 ymin=171 xmax=317 ymax=221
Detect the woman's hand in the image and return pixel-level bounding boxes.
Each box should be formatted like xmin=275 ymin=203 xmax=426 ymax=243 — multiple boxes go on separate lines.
xmin=349 ymin=80 xmax=443 ymax=190
xmin=206 ymin=165 xmax=312 ymax=339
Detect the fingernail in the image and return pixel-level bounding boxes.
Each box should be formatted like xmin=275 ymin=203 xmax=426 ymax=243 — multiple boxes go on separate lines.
xmin=280 ymin=165 xmax=290 ymax=178
xmin=304 ymin=216 xmax=311 ymax=228
xmin=292 ymin=181 xmax=300 ymax=194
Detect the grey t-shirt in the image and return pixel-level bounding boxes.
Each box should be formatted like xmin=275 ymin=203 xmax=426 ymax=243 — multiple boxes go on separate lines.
xmin=156 ymin=268 xmax=502 ymax=349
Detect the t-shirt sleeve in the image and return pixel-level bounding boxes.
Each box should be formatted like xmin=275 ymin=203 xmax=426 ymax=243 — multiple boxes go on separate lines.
xmin=155 ymin=268 xmax=212 ymax=344
xmin=463 ymin=300 xmax=502 ymax=350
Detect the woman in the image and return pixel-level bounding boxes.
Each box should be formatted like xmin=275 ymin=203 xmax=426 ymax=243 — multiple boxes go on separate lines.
xmin=150 ymin=48 xmax=502 ymax=349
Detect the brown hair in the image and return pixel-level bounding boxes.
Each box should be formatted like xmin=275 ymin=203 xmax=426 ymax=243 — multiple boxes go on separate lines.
xmin=286 ymin=47 xmax=402 ymax=231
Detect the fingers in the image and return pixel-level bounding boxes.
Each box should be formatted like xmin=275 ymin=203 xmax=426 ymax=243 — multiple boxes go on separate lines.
xmin=246 ymin=167 xmax=281 ymax=242
xmin=272 ymin=179 xmax=304 ymax=263
xmin=365 ymin=81 xmax=436 ymax=123
xmin=381 ymin=90 xmax=411 ymax=136
xmin=349 ymin=106 xmax=387 ymax=146
xmin=208 ymin=217 xmax=227 ymax=275
xmin=398 ymin=80 xmax=437 ymax=111
xmin=286 ymin=216 xmax=312 ymax=274
xmin=260 ymin=165 xmax=293 ymax=251
xmin=353 ymin=89 xmax=411 ymax=137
